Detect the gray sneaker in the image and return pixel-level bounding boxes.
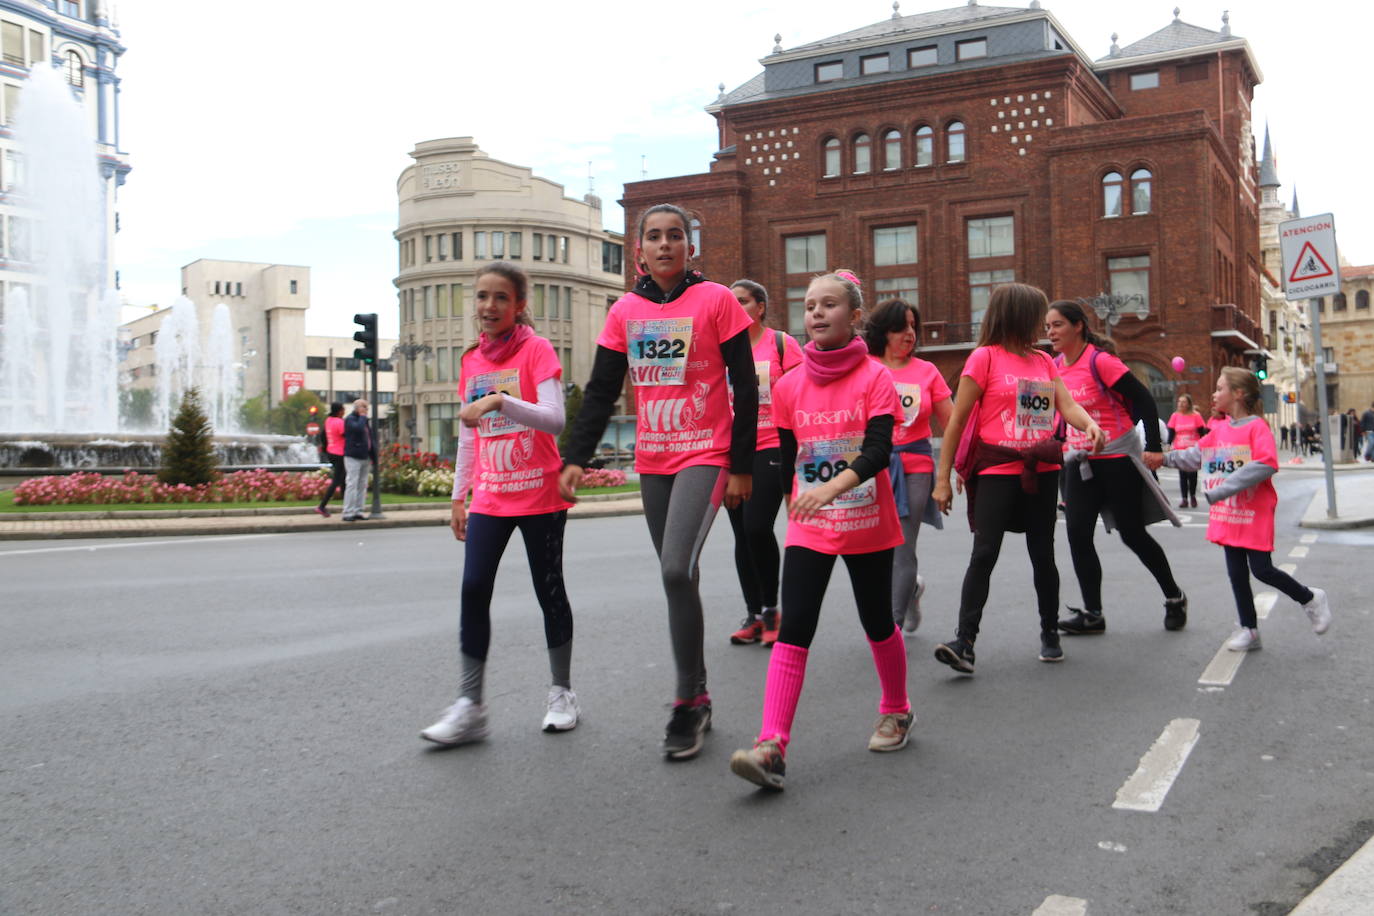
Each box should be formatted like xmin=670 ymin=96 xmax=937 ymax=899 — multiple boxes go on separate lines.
xmin=663 ymin=702 xmax=711 ymax=760
xmin=421 ymin=697 xmax=489 ymax=746
xmin=1302 ymin=587 xmax=1332 ymax=635
xmin=542 ymin=686 xmax=580 ymax=732
xmin=903 ymin=576 xmax=926 ymax=633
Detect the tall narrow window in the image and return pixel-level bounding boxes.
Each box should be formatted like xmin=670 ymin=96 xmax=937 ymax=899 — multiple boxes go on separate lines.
xmin=436 ymin=233 xmax=448 ymax=260
xmin=882 ymin=130 xmax=901 ymax=170
xmin=914 ymin=126 xmax=933 ymax=167
xmin=1102 ymin=172 xmax=1123 ymax=218
xmin=1333 ymin=292 xmax=1347 ymax=312
xmin=509 ymin=232 xmax=522 ymax=259
xmin=1358 ymin=290 xmax=1370 ymax=310
xmin=474 ymin=231 xmax=487 ymax=259
xmin=785 ymin=235 xmax=827 ymax=335
xmin=289 ymin=279 xmax=298 ymax=294
xmin=437 ymin=283 xmax=450 ymax=318
xmin=823 ymin=137 xmax=841 ymax=177
xmin=451 ymin=283 xmax=463 ymax=316
xmin=1 ymin=23 xmax=23 ymax=66
xmin=532 ymin=232 xmax=543 ymax=260
xmin=436 ymin=347 xmax=448 ymax=383
xmin=1107 ymin=255 xmax=1151 ymax=309
xmin=27 ymin=30 xmax=41 ymax=66
xmin=65 ymin=50 xmax=83 ymax=87
xmin=546 ymin=235 xmax=557 ymax=261
xmin=853 ymin=134 xmax=871 ymax=174
xmin=423 ymin=285 xmax=434 ymax=319
xmin=1131 ymin=168 xmax=1153 ymax=215
xmin=946 ymin=121 xmax=966 ymax=163
xmin=451 ymin=231 xmax=462 ymax=260
xmin=533 ymin=284 xmax=545 ymax=319
xmin=690 ymin=219 xmax=701 ymax=254
xmin=559 ymin=236 xmax=569 ymax=263
xmin=492 ymin=231 xmax=505 ymax=258
xmin=423 ymin=235 xmax=433 ymax=262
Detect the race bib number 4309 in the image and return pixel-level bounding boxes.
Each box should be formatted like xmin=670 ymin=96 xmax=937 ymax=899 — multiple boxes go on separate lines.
xmin=627 ymin=317 xmax=693 ymax=386
xmin=796 ymin=436 xmax=874 ymax=510
xmin=466 ymin=368 xmax=523 ymax=437
xmin=1015 ymin=379 xmax=1055 ymax=434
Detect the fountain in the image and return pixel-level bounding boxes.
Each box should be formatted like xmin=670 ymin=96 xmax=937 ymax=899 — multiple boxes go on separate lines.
xmin=0 ymin=62 xmax=314 ymax=472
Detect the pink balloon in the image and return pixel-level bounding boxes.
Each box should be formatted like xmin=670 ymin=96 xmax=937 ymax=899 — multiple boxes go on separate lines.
xmin=1171 ymin=356 xmax=1186 ymax=373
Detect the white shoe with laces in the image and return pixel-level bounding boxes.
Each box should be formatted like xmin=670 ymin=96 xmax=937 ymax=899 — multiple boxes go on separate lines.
xmin=904 ymin=576 xmax=926 ymax=633
xmin=1302 ymin=587 xmax=1332 ymax=635
xmin=542 ymin=686 xmax=580 ymax=732
xmin=420 ymin=696 xmax=489 ymax=746
xmin=1225 ymin=628 xmax=1262 ymax=652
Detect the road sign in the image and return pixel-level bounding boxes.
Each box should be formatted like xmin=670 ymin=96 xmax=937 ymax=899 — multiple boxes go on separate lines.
xmin=305 ymin=422 xmax=321 ymax=437
xmin=1279 ymin=214 xmax=1341 ymax=299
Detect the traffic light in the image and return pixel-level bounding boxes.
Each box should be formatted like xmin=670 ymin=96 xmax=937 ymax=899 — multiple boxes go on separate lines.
xmin=353 ymin=313 xmax=378 ymax=364
xmin=1250 ymin=355 xmax=1269 ymax=380
xmin=307 ymin=404 xmax=318 ymax=417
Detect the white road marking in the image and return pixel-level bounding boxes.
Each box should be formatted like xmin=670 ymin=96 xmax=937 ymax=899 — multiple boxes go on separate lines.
xmin=1199 ymin=643 xmax=1246 ymax=686
xmin=1300 ymin=533 xmax=1318 ymax=544
xmin=0 ymin=534 xmax=280 ymax=558
xmin=1113 ymin=718 xmax=1201 ymax=812
xmin=1289 ymin=545 xmax=1310 ymax=558
xmin=1096 ymin=841 xmax=1127 ymax=853
xmin=1290 ymin=832 xmax=1374 ymax=915
xmin=1256 ymin=591 xmax=1278 ymax=621
xmin=1280 ymin=563 xmax=1298 ymax=575
xmin=1033 ymin=895 xmax=1089 ymax=915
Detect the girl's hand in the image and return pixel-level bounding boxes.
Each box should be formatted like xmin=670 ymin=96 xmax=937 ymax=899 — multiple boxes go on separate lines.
xmin=724 ymin=473 xmax=752 ymax=510
xmin=1085 ymin=421 xmax=1106 ymax=453
xmin=450 ymin=500 xmax=468 ymax=541
xmin=1142 ymin=451 xmax=1165 ymax=471
xmin=459 ymin=393 xmax=502 ymax=427
xmin=789 ymin=481 xmax=841 ymax=522
xmin=558 ymin=464 xmax=583 ymax=502
xmin=932 ymin=478 xmax=953 ymax=515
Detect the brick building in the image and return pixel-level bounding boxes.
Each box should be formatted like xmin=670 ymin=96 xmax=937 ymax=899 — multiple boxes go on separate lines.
xmin=622 ymin=3 xmax=1266 ymax=415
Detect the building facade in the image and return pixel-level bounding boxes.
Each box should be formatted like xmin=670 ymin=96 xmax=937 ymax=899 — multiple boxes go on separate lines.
xmin=1256 ymin=130 xmax=1312 ymax=429
xmin=394 ymin=137 xmax=626 ymax=458
xmin=304 ymin=334 xmax=397 ymax=418
xmin=624 ymin=4 xmax=1266 ymax=417
xmin=0 ymin=0 xmax=128 ymax=305
xmin=1310 ymin=265 xmax=1374 ymax=415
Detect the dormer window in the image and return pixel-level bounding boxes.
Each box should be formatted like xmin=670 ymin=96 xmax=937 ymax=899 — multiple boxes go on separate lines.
xmin=908 ymin=46 xmax=937 ymax=68
xmin=1129 ymin=70 xmax=1159 ymax=90
xmin=861 ymin=53 xmax=890 ymax=75
xmin=815 ymin=61 xmax=843 ymax=83
xmin=956 ymin=38 xmax=987 ymax=61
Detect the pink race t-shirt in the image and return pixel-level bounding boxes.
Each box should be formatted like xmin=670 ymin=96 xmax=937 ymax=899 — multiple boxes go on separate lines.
xmin=598 ymin=281 xmax=752 ymax=475
xmin=772 ymin=358 xmax=904 ymax=556
xmin=324 ymin=416 xmax=345 ymax=456
xmin=459 ymin=335 xmax=573 ymax=517
xmin=874 ymin=356 xmax=952 ymax=474
xmin=962 ymin=345 xmax=1060 ymax=476
xmin=1199 ymin=417 xmax=1278 ymax=551
xmin=751 ymin=328 xmax=804 ymax=451
xmin=1056 ymin=344 xmax=1133 ymax=458
xmin=1167 ymin=412 xmax=1207 ymax=450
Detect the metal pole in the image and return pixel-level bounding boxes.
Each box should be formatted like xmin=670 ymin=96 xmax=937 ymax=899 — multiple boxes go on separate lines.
xmin=368 ymin=357 xmax=384 ymax=519
xmin=1308 ymin=298 xmax=1338 ymax=518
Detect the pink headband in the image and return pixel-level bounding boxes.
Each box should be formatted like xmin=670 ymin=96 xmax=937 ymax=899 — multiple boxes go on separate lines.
xmin=834 ymin=270 xmax=862 ymax=287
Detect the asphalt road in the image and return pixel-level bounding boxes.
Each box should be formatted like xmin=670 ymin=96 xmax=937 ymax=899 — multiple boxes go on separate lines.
xmin=3 ymin=470 xmax=1371 ymax=915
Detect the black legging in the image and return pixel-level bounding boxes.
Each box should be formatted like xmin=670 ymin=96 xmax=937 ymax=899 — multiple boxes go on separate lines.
xmin=1224 ymin=545 xmax=1313 ymax=629
xmin=779 ymin=546 xmax=894 ymax=649
xmin=460 ymin=510 xmax=573 ymax=661
xmin=957 ymin=471 xmax=1060 ymax=642
xmin=1064 ymin=458 xmax=1181 ymax=612
xmin=319 ymin=453 xmax=346 ymax=509
xmin=725 ymin=447 xmax=785 ymax=614
xmin=1178 ymin=470 xmax=1198 ymax=501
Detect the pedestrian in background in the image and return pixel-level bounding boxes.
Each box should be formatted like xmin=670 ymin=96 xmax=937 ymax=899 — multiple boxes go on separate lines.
xmin=725 ymin=278 xmax=802 ymax=649
xmin=1167 ymin=393 xmax=1207 ymax=507
xmin=315 ymin=402 xmax=347 ymax=518
xmin=1361 ymin=402 xmax=1374 ymax=461
xmin=421 ymin=261 xmax=579 ymax=746
xmin=341 ymin=398 xmax=374 ymax=522
xmin=864 ymin=297 xmax=952 ymax=633
xmin=1147 ymin=369 xmax=1332 ymax=651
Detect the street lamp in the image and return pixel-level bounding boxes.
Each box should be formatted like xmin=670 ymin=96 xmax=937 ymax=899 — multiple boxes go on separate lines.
xmin=391 ymin=336 xmax=433 ymax=450
xmin=1079 ymin=291 xmax=1149 ymax=340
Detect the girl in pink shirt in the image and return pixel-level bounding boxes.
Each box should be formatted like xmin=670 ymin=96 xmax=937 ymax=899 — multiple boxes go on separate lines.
xmin=560 ymin=204 xmax=758 ymax=761
xmin=1152 ymin=368 xmax=1332 ymax=651
xmin=420 ymin=262 xmax=579 ymax=747
xmin=1167 ymin=394 xmax=1208 ymax=508
xmin=863 ymin=298 xmax=953 ymax=633
xmin=725 ymin=279 xmax=804 ymax=648
xmin=729 ymin=270 xmax=912 ymax=792
xmin=931 ymin=284 xmax=1104 ymax=674
xmin=315 ymin=402 xmax=347 ymax=517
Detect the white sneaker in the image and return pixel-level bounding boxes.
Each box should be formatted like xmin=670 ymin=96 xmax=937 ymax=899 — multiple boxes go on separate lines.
xmin=1302 ymin=587 xmax=1333 ymax=635
xmin=1225 ymin=628 xmax=1262 ymax=652
xmin=420 ymin=697 xmax=489 ymax=746
xmin=904 ymin=576 xmax=926 ymax=633
xmin=542 ymin=686 xmax=580 ymax=732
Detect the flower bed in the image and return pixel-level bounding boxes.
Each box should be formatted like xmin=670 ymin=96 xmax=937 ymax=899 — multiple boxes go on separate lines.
xmin=379 ymin=443 xmax=455 ymax=495
xmin=12 ymin=470 xmax=331 ymax=506
xmin=580 ymin=467 xmax=627 ymax=488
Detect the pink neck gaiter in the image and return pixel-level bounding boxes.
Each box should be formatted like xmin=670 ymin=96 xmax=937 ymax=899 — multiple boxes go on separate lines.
xmin=478 ymin=324 xmax=534 ymax=364
xmin=802 ymin=336 xmax=868 ymax=386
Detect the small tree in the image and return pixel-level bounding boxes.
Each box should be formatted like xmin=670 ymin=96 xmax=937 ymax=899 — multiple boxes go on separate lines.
xmin=559 ymin=383 xmax=584 ymax=453
xmin=159 ymin=387 xmax=219 ymax=486
xmin=238 ymin=393 xmax=271 ymax=433
xmin=271 ymin=389 xmax=326 ymax=435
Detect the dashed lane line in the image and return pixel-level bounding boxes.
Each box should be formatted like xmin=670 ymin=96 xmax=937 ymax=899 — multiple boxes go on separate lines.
xmin=1289 ymin=545 xmax=1310 ymax=558
xmin=1198 ymin=644 xmax=1245 ymax=687
xmin=0 ymin=534 xmax=281 ymax=557
xmin=1113 ymin=718 xmax=1201 ymax=812
xmin=1257 ymin=591 xmax=1278 ymax=621
xmin=1300 ymin=533 xmax=1318 ymax=544
xmin=1280 ymin=563 xmax=1299 ymax=575
xmin=1032 ymin=895 xmax=1088 ymax=915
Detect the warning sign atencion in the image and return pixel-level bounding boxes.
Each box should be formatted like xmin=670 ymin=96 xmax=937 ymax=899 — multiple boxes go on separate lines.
xmin=1279 ymin=214 xmax=1341 ymax=300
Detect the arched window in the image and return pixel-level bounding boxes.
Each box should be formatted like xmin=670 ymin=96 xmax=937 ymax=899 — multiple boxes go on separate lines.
xmin=914 ymin=126 xmax=933 ymax=168
xmin=1131 ymin=168 xmax=1153 ymax=214
xmin=946 ymin=121 xmax=966 ymax=163
xmin=1333 ymin=292 xmax=1347 ymax=311
xmin=65 ymin=50 xmax=83 ymax=87
xmin=853 ymin=133 xmax=871 ymax=174
xmin=882 ymin=129 xmax=901 ymax=170
xmin=822 ymin=137 xmax=841 ymax=178
xmin=1102 ymin=171 xmax=1123 ymax=218
xmin=1357 ymin=290 xmax=1370 ymax=310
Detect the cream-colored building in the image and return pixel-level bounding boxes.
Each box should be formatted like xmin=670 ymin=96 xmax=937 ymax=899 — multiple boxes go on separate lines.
xmin=1311 ymin=264 xmax=1374 ymax=414
xmin=394 ymin=137 xmax=626 ymax=457
xmin=1256 ymin=130 xmax=1312 ymax=428
xmin=305 ymin=334 xmax=397 ymax=419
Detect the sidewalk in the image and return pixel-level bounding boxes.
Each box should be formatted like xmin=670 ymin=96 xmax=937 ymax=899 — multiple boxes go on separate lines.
xmin=1290 ymin=461 xmax=1374 ymax=529
xmin=0 ymin=493 xmax=645 ymax=541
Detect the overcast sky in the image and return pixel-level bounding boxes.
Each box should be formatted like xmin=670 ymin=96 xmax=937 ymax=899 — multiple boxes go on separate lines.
xmin=112 ymin=0 xmax=1373 ymax=336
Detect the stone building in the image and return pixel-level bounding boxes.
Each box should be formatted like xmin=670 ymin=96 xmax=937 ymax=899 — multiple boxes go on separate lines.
xmin=1311 ymin=264 xmax=1374 ymax=414
xmin=394 ymin=137 xmax=626 ymax=458
xmin=1256 ymin=129 xmax=1313 ymax=429
xmin=623 ymin=3 xmax=1266 ymax=417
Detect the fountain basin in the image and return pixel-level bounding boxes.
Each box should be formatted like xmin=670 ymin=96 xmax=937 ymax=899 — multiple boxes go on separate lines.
xmin=0 ymin=433 xmax=319 ymax=470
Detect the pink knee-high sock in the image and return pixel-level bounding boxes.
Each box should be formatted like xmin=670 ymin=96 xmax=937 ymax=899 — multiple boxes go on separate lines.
xmin=758 ymin=642 xmax=808 ymax=752
xmin=868 ymin=626 xmax=910 ymax=715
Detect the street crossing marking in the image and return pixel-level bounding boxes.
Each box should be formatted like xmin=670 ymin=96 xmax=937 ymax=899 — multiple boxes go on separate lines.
xmin=1290 ymin=832 xmax=1374 ymax=915
xmin=1280 ymin=563 xmax=1298 ymax=575
xmin=1113 ymin=718 xmax=1201 ymax=812
xmin=1300 ymin=533 xmax=1318 ymax=544
xmin=1288 ymin=545 xmax=1310 ymax=558
xmin=1199 ymin=645 xmax=1246 ymax=686
xmin=1257 ymin=591 xmax=1278 ymax=621
xmin=1033 ymin=895 xmax=1088 ymax=915
xmin=0 ymin=534 xmax=281 ymax=558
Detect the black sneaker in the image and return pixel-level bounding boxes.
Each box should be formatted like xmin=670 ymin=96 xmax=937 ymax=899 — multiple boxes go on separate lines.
xmin=663 ymin=702 xmax=712 ymax=760
xmin=1058 ymin=607 xmax=1105 ymax=635
xmin=1039 ymin=631 xmax=1064 ymax=662
xmin=729 ymin=739 xmax=785 ymax=790
xmin=1163 ymin=593 xmax=1188 ymax=631
xmin=933 ymin=636 xmax=975 ymax=675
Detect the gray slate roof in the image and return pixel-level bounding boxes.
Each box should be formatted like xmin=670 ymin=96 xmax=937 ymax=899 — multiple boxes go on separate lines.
xmin=788 ymin=3 xmax=1028 ymax=54
xmin=1101 ymin=18 xmax=1237 ymax=61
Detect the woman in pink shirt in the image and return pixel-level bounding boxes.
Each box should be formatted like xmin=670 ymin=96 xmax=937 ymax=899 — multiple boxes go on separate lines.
xmin=931 ymin=284 xmax=1104 ymax=674
xmin=729 ymin=270 xmax=912 ymax=792
xmin=725 ymin=279 xmax=803 ymax=648
xmin=420 ymin=262 xmax=579 ymax=746
xmin=560 ymin=204 xmax=758 ymax=761
xmin=1150 ymin=368 xmax=1332 ymax=650
xmin=315 ymin=402 xmax=347 ymax=517
xmin=863 ymin=298 xmax=953 ymax=633
xmin=1167 ymin=394 xmax=1208 ymax=508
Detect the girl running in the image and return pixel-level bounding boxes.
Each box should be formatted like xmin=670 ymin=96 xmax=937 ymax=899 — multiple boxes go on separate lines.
xmin=931 ymin=284 xmax=1104 ymax=674
xmin=315 ymin=402 xmax=346 ymax=517
xmin=1046 ymin=300 xmax=1187 ymax=637
xmin=863 ymin=298 xmax=952 ymax=633
xmin=1167 ymin=393 xmax=1208 ymax=508
xmin=725 ymin=279 xmax=803 ymax=648
xmin=560 ymin=204 xmax=758 ymax=760
xmin=729 ymin=270 xmax=911 ymax=792
xmin=1148 ymin=369 xmax=1332 ymax=651
xmin=421 ymin=261 xmax=579 ymax=746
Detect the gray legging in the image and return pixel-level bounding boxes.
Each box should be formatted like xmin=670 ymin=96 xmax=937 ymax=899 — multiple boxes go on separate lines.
xmin=639 ymin=465 xmax=727 ymax=701
xmin=892 ymin=470 xmax=933 ymax=623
